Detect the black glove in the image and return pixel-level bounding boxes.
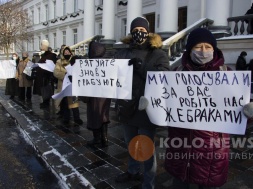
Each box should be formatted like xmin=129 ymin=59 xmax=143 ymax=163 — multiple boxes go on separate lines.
xmin=70 ymin=56 xmax=77 ymax=66
xmin=128 ymin=58 xmax=142 ymax=70
xmin=68 ymin=75 xmax=72 ymax=83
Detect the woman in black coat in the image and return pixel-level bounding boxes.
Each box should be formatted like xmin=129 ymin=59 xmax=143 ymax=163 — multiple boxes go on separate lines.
xmin=86 ymin=41 xmax=111 ymax=147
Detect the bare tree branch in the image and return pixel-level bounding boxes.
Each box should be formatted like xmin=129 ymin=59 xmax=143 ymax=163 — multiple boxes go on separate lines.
xmin=0 ymin=0 xmax=33 ymax=58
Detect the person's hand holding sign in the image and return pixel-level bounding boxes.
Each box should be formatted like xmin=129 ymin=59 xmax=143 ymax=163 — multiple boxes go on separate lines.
xmin=128 ymin=58 xmax=142 ymax=70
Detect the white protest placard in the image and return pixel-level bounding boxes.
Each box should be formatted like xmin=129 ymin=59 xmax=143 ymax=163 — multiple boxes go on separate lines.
xmin=72 ymin=59 xmax=132 ymax=99
xmin=36 ymin=59 xmax=55 ymax=72
xmin=23 ymin=61 xmax=34 ymax=76
xmin=0 ymin=60 xmax=16 ymax=79
xmin=52 ymin=73 xmax=72 ymax=99
xmin=145 ymin=71 xmax=251 ymax=135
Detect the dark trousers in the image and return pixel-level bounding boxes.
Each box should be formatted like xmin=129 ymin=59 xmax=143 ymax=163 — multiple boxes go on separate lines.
xmin=19 ymin=87 xmax=32 ymax=100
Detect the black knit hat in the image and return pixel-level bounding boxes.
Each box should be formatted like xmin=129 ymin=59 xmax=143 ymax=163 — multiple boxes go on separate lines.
xmin=88 ymin=41 xmax=106 ymax=58
xmin=186 ymin=28 xmax=217 ymax=52
xmin=130 ymin=17 xmax=150 ymax=33
xmin=240 ymin=51 xmax=247 ymax=56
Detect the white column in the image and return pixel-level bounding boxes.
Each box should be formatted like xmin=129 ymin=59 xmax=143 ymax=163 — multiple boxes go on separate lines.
xmin=83 ymin=0 xmax=95 ymax=39
xmin=206 ymin=0 xmax=230 ymax=26
xmin=159 ymin=0 xmax=178 ymax=32
xmin=102 ymin=0 xmax=115 ymax=39
xmin=126 ymin=0 xmax=142 ymax=35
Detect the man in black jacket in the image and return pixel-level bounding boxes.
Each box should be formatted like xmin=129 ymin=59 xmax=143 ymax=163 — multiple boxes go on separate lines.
xmin=114 ymin=17 xmax=170 ymax=189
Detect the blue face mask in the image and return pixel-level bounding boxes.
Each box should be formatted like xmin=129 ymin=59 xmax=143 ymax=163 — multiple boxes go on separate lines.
xmin=190 ymin=50 xmax=214 ymax=65
xmin=131 ymin=30 xmax=149 ymax=45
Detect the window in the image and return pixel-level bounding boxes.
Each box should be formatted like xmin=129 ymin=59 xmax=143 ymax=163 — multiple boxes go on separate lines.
xmin=45 ymin=35 xmax=48 ymax=40
xmin=145 ymin=13 xmax=155 ymax=33
xmin=178 ymin=7 xmax=187 ymax=32
xmin=53 ymin=1 xmax=56 ymax=18
xmin=62 ymin=31 xmax=66 ymax=45
xmin=38 ymin=36 xmax=41 ymax=50
xmin=38 ymin=7 xmax=41 ymax=23
xmin=73 ymin=29 xmax=78 ymax=44
xmin=31 ymin=10 xmax=34 ymax=24
xmin=53 ymin=33 xmax=57 ymax=48
xmin=99 ymin=24 xmax=102 ymax=35
xmin=74 ymin=0 xmax=78 ymax=12
xmin=32 ymin=38 xmax=34 ymax=51
xmin=63 ymin=0 xmax=66 ymax=15
xmin=45 ymin=4 xmax=48 ymax=21
xmin=122 ymin=18 xmax=127 ymax=36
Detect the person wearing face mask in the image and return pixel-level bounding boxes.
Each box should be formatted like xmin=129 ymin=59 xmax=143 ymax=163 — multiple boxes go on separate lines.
xmin=164 ymin=28 xmax=232 ymax=189
xmin=5 ymin=53 xmax=20 ymax=99
xmin=53 ymin=46 xmax=83 ymax=125
xmin=114 ymin=17 xmax=170 ymax=189
xmin=33 ymin=39 xmax=57 ymax=108
xmin=16 ymin=52 xmax=34 ymax=102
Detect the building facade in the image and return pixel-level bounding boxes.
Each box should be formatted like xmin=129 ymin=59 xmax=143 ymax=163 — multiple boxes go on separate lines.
xmin=19 ymin=0 xmax=253 ymax=54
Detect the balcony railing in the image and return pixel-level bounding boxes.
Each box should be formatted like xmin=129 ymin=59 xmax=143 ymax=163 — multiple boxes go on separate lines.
xmin=227 ymin=14 xmax=253 ymax=35
xmin=70 ymin=35 xmax=104 ymax=56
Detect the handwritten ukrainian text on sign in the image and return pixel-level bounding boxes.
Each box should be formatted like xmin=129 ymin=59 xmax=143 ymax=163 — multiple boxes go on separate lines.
xmin=0 ymin=60 xmax=16 ymax=79
xmin=145 ymin=71 xmax=251 ymax=134
xmin=72 ymin=59 xmax=132 ymax=99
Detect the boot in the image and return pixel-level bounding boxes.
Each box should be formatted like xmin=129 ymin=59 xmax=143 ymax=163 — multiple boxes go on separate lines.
xmin=101 ymin=124 xmax=108 ymax=147
xmin=72 ymin=108 xmax=83 ymax=125
xmin=87 ymin=129 xmax=101 ymax=146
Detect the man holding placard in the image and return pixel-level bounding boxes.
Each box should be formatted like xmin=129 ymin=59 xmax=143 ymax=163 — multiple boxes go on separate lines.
xmin=114 ymin=17 xmax=170 ymax=189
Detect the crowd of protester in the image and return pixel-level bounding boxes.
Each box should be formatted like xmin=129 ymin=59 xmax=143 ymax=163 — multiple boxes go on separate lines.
xmin=5 ymin=17 xmax=253 ymax=189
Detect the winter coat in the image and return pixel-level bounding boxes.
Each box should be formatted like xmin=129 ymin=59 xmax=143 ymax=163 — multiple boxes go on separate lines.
xmin=245 ymin=6 xmax=253 ymax=34
xmin=165 ymin=49 xmax=230 ymax=187
xmin=5 ymin=58 xmax=20 ymax=96
xmin=248 ymin=59 xmax=253 ymax=81
xmin=33 ymin=51 xmax=57 ymax=95
xmin=17 ymin=57 xmax=33 ymax=87
xmin=114 ymin=33 xmax=170 ymax=129
xmin=87 ymin=97 xmax=111 ymax=130
xmin=53 ymin=46 xmax=79 ymax=109
xmin=235 ymin=55 xmax=247 ymax=70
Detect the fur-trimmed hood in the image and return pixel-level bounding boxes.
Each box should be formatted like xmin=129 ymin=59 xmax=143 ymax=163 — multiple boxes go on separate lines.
xmin=120 ymin=33 xmax=163 ymax=49
xmin=60 ymin=46 xmax=73 ymax=60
